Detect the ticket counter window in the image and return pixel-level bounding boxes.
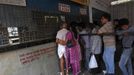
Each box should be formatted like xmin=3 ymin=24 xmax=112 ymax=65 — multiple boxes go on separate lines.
xmin=7 ymin=27 xmax=20 ymax=45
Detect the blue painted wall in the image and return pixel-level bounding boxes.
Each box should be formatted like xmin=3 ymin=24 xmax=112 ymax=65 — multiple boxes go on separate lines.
xmin=26 ymin=0 xmax=88 ymax=15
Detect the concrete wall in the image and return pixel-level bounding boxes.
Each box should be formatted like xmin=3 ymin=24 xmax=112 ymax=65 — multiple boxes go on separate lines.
xmin=0 ymin=43 xmax=59 ymax=75
xmin=111 ymin=2 xmax=134 ymax=26
xmin=89 ymin=0 xmax=112 ymax=22
xmin=90 ymin=0 xmax=111 ymax=13
xmin=0 ymin=0 xmax=26 ymax=6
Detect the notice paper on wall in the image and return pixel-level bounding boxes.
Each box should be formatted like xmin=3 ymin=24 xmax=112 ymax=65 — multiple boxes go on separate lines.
xmin=58 ymin=3 xmax=71 ymax=13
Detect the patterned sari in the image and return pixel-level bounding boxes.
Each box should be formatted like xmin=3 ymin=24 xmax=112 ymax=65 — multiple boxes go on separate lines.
xmin=65 ymin=31 xmax=81 ymax=75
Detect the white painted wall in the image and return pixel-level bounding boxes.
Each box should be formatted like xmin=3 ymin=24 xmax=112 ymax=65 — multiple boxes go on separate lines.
xmin=0 ymin=43 xmax=59 ymax=75
xmin=0 ymin=0 xmax=26 ymax=6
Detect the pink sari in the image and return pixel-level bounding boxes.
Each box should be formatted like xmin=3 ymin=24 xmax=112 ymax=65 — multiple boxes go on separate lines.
xmin=65 ymin=32 xmax=81 ymax=75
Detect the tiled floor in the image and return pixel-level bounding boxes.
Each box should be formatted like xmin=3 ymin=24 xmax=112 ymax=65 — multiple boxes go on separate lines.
xmin=68 ymin=64 xmax=122 ymax=75
xmin=67 ymin=72 xmax=103 ymax=75
xmin=79 ymin=71 xmax=104 ymax=75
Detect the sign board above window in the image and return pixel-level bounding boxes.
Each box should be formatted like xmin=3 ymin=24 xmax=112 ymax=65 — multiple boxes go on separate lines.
xmin=58 ymin=3 xmax=71 ymax=13
xmin=80 ymin=8 xmax=87 ymax=15
xmin=71 ymin=0 xmax=88 ymax=5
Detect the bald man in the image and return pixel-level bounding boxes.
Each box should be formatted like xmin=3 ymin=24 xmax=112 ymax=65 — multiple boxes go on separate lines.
xmin=56 ymin=22 xmax=68 ymax=75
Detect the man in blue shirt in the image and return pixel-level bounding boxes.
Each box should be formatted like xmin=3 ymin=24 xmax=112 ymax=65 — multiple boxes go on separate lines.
xmin=117 ymin=18 xmax=134 ymax=75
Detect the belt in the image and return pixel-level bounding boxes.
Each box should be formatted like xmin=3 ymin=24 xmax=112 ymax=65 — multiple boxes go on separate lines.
xmin=123 ymin=47 xmax=131 ymax=49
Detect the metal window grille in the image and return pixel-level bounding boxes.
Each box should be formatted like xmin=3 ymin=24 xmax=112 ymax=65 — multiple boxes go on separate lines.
xmin=0 ymin=5 xmax=60 ymax=48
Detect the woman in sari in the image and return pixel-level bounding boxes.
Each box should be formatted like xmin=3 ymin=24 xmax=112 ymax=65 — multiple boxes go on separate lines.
xmin=65 ymin=23 xmax=81 ymax=75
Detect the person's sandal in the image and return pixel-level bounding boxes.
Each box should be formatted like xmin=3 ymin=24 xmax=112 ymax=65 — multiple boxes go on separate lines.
xmin=59 ymin=72 xmax=63 ymax=75
xmin=66 ymin=70 xmax=69 ymax=75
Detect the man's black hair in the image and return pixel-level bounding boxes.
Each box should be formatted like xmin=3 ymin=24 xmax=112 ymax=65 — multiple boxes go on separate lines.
xmin=119 ymin=18 xmax=129 ymax=26
xmin=101 ymin=14 xmax=111 ymax=21
xmin=70 ymin=21 xmax=78 ymax=39
xmin=70 ymin=21 xmax=78 ymax=28
xmin=89 ymin=23 xmax=95 ymax=29
xmin=79 ymin=22 xmax=86 ymax=29
xmin=113 ymin=19 xmax=119 ymax=22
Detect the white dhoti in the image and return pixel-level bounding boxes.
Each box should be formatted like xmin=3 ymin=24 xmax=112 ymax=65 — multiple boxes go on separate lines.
xmin=58 ymin=44 xmax=66 ymax=59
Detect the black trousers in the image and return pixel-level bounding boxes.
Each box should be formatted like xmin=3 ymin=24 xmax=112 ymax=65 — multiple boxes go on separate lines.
xmin=90 ymin=54 xmax=102 ymax=74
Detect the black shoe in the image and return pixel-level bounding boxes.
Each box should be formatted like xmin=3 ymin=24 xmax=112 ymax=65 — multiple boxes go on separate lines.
xmin=89 ymin=68 xmax=102 ymax=74
xmin=105 ymin=73 xmax=115 ymax=75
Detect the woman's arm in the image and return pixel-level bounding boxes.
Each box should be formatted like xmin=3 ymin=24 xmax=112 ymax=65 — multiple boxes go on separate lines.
xmin=56 ymin=38 xmax=66 ymax=45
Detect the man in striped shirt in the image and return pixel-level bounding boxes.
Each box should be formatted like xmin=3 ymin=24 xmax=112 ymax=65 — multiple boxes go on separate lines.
xmin=98 ymin=14 xmax=116 ymax=75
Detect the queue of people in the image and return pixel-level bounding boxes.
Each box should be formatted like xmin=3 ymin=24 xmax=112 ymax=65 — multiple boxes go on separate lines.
xmin=56 ymin=14 xmax=134 ymax=75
